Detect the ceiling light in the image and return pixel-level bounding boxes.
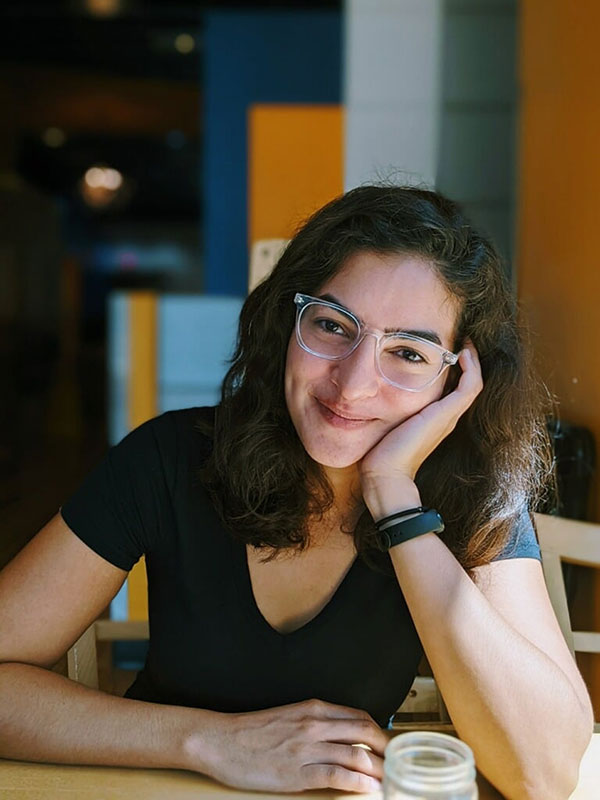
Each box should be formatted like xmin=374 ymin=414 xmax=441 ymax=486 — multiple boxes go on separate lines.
xmin=81 ymin=165 xmax=125 ymax=209
xmin=42 ymin=128 xmax=66 ymax=148
xmin=84 ymin=0 xmax=122 ymax=17
xmin=174 ymin=33 xmax=195 ymax=54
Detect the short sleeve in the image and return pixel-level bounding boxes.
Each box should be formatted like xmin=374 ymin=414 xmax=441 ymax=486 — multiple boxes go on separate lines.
xmin=492 ymin=508 xmax=541 ymax=562
xmin=60 ymin=412 xmax=177 ymax=571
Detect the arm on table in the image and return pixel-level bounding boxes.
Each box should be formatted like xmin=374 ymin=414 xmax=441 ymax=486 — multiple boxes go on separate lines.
xmin=0 ymin=513 xmax=387 ymax=793
xmin=388 ymin=531 xmax=593 ymax=800
xmin=0 ymin=512 xmax=218 ymax=771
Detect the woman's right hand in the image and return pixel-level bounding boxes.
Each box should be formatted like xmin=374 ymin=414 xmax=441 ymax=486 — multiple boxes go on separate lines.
xmin=186 ymin=698 xmax=389 ymax=793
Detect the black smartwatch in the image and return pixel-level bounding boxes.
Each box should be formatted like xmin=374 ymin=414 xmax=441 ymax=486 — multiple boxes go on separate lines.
xmin=376 ymin=509 xmax=445 ymax=550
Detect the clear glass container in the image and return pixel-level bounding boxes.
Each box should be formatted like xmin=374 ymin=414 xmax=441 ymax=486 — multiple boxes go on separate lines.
xmin=383 ymin=731 xmax=478 ymax=799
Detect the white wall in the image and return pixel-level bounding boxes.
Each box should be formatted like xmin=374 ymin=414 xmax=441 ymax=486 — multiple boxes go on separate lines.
xmin=344 ymin=0 xmax=518 ymax=264
xmin=344 ymin=0 xmax=443 ymax=190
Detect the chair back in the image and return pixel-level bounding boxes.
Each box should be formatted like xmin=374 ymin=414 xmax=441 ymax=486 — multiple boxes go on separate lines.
xmin=534 ymin=512 xmax=600 ymax=658
xmin=67 ymin=620 xmax=149 ymax=690
xmin=392 ymin=675 xmax=451 ymax=728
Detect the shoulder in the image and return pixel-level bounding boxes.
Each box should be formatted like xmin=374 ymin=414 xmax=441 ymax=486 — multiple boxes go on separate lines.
xmin=58 ymin=406 xmax=219 ymax=569
xmin=492 ymin=507 xmax=541 ymax=563
xmin=130 ymin=405 xmax=215 ymax=438
xmin=72 ymin=405 xmax=218 ymax=503
xmin=122 ymin=406 xmax=216 ymax=461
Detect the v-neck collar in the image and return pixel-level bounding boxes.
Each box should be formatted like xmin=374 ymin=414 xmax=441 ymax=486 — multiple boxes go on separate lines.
xmin=229 ymin=534 xmax=362 ymax=644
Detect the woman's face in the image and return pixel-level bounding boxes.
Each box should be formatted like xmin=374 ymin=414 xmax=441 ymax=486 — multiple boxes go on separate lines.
xmin=284 ymin=250 xmax=461 ymax=484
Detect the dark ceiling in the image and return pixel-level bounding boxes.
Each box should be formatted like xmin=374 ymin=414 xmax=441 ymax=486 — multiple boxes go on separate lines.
xmin=1 ymin=0 xmax=340 ymax=221
xmin=0 ymin=0 xmax=339 ymax=81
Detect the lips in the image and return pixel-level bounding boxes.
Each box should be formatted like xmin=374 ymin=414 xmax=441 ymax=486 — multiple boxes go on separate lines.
xmin=316 ymin=398 xmax=373 ymax=422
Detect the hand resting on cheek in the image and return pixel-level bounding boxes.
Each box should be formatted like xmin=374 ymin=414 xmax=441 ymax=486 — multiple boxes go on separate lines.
xmin=359 ymin=341 xmax=483 ymax=486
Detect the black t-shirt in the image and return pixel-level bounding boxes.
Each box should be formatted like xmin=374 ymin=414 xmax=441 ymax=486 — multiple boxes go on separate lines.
xmin=60 ymin=407 xmax=541 ymax=728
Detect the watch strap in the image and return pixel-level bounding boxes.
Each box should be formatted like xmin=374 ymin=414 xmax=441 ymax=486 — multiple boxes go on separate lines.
xmin=375 ymin=507 xmax=427 ymax=528
xmin=376 ymin=508 xmax=445 ymax=550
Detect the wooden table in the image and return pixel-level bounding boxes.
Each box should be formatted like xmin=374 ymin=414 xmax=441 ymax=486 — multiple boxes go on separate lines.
xmin=1 ymin=734 xmax=598 ymax=799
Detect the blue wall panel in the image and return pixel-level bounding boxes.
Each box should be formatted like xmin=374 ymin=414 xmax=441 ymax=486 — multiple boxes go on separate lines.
xmin=203 ymin=10 xmax=341 ymax=297
xmin=158 ymin=295 xmax=244 ymax=412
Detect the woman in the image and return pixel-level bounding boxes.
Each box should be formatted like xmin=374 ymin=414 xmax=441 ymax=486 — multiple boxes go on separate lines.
xmin=0 ymin=186 xmax=593 ymax=798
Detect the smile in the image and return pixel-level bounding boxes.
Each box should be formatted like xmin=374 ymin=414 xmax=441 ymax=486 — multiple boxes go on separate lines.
xmin=315 ymin=398 xmax=374 ymax=428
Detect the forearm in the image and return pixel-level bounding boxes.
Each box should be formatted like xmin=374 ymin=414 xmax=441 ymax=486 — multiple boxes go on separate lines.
xmin=0 ymin=662 xmax=219 ymax=773
xmin=389 ymin=534 xmax=591 ymax=799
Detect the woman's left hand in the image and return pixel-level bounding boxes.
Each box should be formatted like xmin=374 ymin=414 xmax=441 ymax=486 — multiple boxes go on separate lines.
xmin=359 ymin=341 xmax=483 ymax=488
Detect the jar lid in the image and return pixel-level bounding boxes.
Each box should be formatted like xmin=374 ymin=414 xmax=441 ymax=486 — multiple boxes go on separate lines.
xmin=384 ymin=731 xmax=476 ymax=793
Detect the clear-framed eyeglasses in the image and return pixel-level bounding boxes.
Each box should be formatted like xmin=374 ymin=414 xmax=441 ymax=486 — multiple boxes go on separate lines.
xmin=293 ymin=293 xmax=459 ymax=393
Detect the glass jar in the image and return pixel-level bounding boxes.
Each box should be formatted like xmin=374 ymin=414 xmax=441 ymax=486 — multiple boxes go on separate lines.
xmin=383 ymin=731 xmax=478 ymax=799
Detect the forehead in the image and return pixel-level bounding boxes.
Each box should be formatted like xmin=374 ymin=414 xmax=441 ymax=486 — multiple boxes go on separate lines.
xmin=316 ymin=251 xmax=461 ymax=347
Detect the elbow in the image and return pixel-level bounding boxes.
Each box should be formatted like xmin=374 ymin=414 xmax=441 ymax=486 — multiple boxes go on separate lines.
xmin=518 ymin=769 xmax=579 ymax=800
xmin=516 ymin=739 xmax=591 ymax=800
xmin=487 ymin=754 xmax=581 ymax=800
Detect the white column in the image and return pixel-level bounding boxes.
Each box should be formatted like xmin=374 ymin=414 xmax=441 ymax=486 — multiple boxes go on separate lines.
xmin=343 ymin=0 xmax=444 ymax=190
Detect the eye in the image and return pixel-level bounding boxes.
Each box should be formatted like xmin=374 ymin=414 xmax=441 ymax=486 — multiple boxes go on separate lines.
xmin=315 ymin=317 xmax=351 ymax=337
xmin=393 ymin=347 xmax=427 ymax=364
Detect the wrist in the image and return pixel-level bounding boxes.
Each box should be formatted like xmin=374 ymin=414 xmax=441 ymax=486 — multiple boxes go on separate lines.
xmin=178 ymin=706 xmax=226 ymax=776
xmin=361 ymin=474 xmax=422 ymax=522
xmin=377 ymin=510 xmax=445 ymax=550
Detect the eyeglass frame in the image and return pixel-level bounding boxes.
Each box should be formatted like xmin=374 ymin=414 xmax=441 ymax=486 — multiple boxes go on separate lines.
xmin=293 ymin=292 xmax=460 ymax=393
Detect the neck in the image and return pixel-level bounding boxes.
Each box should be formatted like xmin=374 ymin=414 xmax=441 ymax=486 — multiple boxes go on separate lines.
xmin=306 ymin=466 xmax=365 ymax=547
xmin=322 ymin=463 xmax=363 ymax=508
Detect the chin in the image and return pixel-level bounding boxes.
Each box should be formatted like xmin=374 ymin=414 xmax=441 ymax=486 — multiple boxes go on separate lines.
xmin=301 ymin=438 xmax=368 ymax=470
xmin=313 ymin=454 xmax=358 ymax=469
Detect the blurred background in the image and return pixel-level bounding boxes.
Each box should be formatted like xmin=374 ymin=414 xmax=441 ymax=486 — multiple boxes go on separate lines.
xmin=1 ymin=0 xmax=598 ymax=709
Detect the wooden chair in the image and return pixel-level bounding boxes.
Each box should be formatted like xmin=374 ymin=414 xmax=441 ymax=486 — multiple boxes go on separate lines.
xmin=66 ymin=619 xmax=148 ymax=690
xmin=391 ymin=674 xmax=452 ymax=731
xmin=534 ymin=512 xmax=600 ymax=732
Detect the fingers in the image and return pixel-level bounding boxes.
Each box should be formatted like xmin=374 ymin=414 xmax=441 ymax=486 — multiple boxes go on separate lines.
xmin=290 ymin=697 xmax=374 ymax=721
xmin=435 ymin=341 xmax=482 ymax=421
xmin=213 ymin=700 xmax=388 ymax=794
xmin=457 ymin=340 xmax=483 ymax=399
xmin=302 ymin=762 xmax=383 ymax=793
xmin=303 ymin=717 xmax=390 ymax=757
xmin=309 ymin=742 xmax=384 ymax=780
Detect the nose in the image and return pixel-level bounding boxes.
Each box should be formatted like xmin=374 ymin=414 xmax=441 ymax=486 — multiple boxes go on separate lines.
xmin=330 ymin=332 xmax=380 ymax=399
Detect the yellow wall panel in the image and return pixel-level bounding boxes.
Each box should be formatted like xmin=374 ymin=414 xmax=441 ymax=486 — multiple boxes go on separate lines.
xmin=248 ymin=105 xmax=343 ymax=244
xmin=126 ymin=292 xmax=158 ymax=621
xmin=127 ymin=558 xmax=149 ymax=621
xmin=129 ymin=292 xmax=158 ymax=431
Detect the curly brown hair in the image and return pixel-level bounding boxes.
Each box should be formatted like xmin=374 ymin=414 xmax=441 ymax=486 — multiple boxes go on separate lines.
xmin=196 ymin=185 xmax=554 ymax=572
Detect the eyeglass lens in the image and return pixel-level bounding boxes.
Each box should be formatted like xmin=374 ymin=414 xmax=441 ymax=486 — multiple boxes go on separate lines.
xmin=299 ymin=302 xmax=446 ymax=390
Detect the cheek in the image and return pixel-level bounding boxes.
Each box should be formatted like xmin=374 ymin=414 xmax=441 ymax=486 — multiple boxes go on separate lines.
xmin=284 ymin=339 xmax=294 ymax=397
xmin=384 ymin=385 xmax=443 ymax=427
xmin=284 ymin=339 xmax=318 ymax=410
xmin=285 ymin=338 xmax=328 ymax=392
xmin=285 ymin=339 xmax=304 ymax=392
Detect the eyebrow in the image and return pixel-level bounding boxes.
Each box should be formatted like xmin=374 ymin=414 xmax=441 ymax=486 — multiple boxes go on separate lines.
xmin=318 ymin=293 xmax=444 ymax=347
